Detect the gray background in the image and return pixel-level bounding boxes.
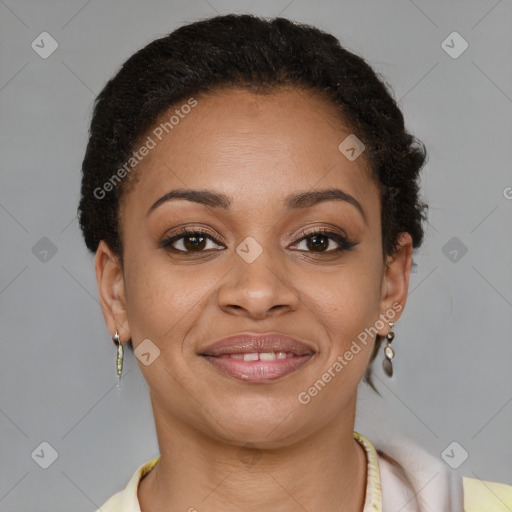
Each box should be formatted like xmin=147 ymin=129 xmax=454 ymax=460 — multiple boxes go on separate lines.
xmin=1 ymin=0 xmax=511 ymax=510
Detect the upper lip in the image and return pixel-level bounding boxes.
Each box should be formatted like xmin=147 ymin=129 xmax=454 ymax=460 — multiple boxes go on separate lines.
xmin=200 ymin=333 xmax=316 ymax=357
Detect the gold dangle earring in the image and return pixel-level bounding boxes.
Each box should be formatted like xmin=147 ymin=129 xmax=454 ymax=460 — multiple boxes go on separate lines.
xmin=112 ymin=331 xmax=124 ymax=389
xmin=382 ymin=321 xmax=395 ymax=377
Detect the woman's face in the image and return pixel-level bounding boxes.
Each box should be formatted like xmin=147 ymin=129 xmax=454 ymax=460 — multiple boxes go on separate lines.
xmin=97 ymin=86 xmax=412 ymax=447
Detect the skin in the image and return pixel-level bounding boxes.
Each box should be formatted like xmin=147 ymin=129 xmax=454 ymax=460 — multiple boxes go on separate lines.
xmin=96 ymin=86 xmax=413 ymax=512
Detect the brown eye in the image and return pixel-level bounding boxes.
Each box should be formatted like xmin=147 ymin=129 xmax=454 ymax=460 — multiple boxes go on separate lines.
xmin=293 ymin=229 xmax=358 ymax=253
xmin=160 ymin=229 xmax=224 ymax=253
xmin=181 ymin=234 xmax=207 ymax=251
xmin=305 ymin=233 xmax=332 ymax=252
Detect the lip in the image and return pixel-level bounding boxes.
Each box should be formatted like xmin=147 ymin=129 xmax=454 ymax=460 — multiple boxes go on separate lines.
xmin=200 ymin=333 xmax=315 ymax=357
xmin=199 ymin=333 xmax=316 ymax=383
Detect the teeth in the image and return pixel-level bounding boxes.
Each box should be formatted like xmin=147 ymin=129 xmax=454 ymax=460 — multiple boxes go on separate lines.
xmin=227 ymin=352 xmax=295 ymax=360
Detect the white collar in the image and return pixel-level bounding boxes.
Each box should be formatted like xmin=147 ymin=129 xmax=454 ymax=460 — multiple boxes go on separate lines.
xmin=96 ymin=432 xmax=459 ymax=512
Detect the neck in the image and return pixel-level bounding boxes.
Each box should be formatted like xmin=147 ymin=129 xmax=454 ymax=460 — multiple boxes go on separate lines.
xmin=138 ymin=396 xmax=367 ymax=512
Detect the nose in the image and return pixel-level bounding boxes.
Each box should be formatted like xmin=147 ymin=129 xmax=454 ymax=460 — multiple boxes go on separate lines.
xmin=216 ymin=246 xmax=300 ymax=320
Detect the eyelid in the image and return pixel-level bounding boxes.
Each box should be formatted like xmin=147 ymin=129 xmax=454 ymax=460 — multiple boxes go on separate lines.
xmin=162 ymin=225 xmax=224 ymax=241
xmin=294 ymin=226 xmax=348 ymax=240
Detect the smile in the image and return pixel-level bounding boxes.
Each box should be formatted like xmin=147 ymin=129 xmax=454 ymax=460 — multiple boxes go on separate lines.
xmin=199 ymin=332 xmax=316 ymax=383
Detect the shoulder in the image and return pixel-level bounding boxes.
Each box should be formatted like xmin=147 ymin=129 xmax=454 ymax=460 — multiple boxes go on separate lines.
xmin=372 ymin=435 xmax=512 ymax=511
xmin=462 ymin=476 xmax=512 ymax=511
xmin=93 ymin=456 xmax=160 ymax=512
xmin=373 ymin=435 xmax=460 ymax=511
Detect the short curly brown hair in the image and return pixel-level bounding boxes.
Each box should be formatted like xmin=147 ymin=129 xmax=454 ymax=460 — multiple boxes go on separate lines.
xmin=78 ymin=14 xmax=428 ymax=393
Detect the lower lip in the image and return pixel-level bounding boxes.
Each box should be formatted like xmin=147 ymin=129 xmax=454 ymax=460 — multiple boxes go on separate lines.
xmin=201 ymin=354 xmax=314 ymax=383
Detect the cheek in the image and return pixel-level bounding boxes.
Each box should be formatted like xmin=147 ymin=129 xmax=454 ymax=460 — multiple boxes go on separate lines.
xmin=306 ymin=261 xmax=382 ymax=325
xmin=123 ymin=250 xmax=217 ymax=343
xmin=302 ymin=262 xmax=382 ymax=368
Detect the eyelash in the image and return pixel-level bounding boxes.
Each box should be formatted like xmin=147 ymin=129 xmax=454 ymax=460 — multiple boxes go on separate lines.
xmin=159 ymin=227 xmax=358 ymax=255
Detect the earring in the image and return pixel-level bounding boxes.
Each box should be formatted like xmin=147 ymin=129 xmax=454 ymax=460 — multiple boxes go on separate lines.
xmin=382 ymin=322 xmax=395 ymax=377
xmin=112 ymin=331 xmax=124 ymax=388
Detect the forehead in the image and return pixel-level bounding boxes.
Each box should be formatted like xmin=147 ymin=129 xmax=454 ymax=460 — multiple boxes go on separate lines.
xmin=121 ymin=86 xmax=378 ymax=219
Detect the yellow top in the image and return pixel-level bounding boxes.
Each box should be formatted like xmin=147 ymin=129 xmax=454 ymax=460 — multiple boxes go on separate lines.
xmin=462 ymin=476 xmax=512 ymax=511
xmin=94 ymin=432 xmax=512 ymax=512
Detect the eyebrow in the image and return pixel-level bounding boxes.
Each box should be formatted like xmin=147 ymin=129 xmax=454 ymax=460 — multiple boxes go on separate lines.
xmin=147 ymin=187 xmax=367 ymax=223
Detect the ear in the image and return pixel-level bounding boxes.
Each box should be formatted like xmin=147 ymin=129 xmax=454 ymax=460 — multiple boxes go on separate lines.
xmin=377 ymin=232 xmax=413 ymax=336
xmin=95 ymin=240 xmax=130 ymax=341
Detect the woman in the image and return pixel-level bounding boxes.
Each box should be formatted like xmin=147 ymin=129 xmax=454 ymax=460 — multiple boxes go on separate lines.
xmin=78 ymin=14 xmax=511 ymax=512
